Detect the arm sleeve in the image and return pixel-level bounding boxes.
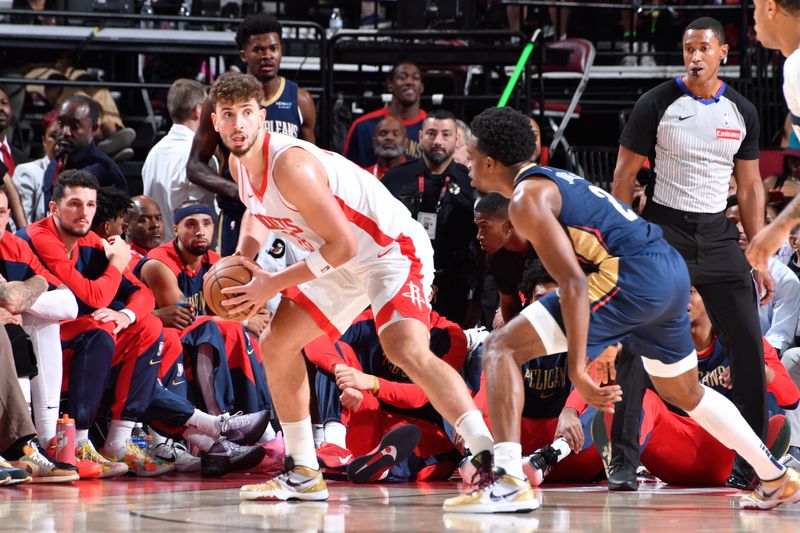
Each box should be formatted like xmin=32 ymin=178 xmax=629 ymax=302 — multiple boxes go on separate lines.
xmin=304 ymin=334 xmax=351 ymax=373
xmin=24 ymin=289 xmax=78 ymax=321
xmin=31 ymin=231 xmax=122 ymax=308
xmin=619 ymin=92 xmax=662 ymax=157
xmin=564 ymin=386 xmax=589 ymax=415
xmin=764 ymin=338 xmax=800 ymax=410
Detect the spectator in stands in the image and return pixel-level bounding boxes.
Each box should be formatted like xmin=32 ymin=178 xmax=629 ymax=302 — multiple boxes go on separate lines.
xmin=143 ymin=80 xmax=216 ymax=243
xmin=125 ymin=195 xmax=165 ymax=264
xmin=727 ymin=203 xmax=800 ymax=355
xmin=764 ymin=147 xmax=800 ymax=212
xmin=0 ymin=87 xmax=30 ymax=228
xmin=453 ymin=119 xmax=471 ymax=167
xmin=364 ymin=116 xmax=408 ymax=179
xmin=12 ymin=109 xmax=58 ymax=224
xmin=344 ymin=62 xmax=427 ymax=167
xmin=187 ymin=13 xmax=316 ymax=256
xmin=382 ymin=110 xmax=479 ymax=326
xmin=42 ymin=95 xmax=127 ymax=207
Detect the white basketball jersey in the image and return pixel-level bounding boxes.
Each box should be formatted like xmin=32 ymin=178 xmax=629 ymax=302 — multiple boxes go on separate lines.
xmin=784 ymin=48 xmax=800 ymax=140
xmin=236 ymin=132 xmax=417 ymax=263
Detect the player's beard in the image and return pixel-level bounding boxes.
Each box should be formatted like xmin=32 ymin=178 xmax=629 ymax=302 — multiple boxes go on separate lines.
xmin=226 ymin=130 xmax=260 ymax=157
xmin=186 ymin=242 xmax=211 ymax=256
xmin=375 ymin=144 xmax=404 ymax=159
xmin=61 ymin=224 xmax=90 ymax=238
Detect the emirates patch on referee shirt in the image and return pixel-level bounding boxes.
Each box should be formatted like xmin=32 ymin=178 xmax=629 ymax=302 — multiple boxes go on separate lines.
xmin=716 ymin=128 xmax=742 ymax=140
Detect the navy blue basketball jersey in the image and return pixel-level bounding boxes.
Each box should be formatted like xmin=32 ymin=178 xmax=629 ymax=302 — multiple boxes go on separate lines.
xmin=262 ymin=77 xmax=302 ymax=138
xmin=520 ymin=353 xmax=571 ymax=420
xmin=138 ymin=242 xmax=220 ymax=315
xmin=514 ymin=165 xmax=669 ymax=306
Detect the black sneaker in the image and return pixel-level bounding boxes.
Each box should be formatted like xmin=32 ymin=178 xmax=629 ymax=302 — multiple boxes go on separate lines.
xmin=522 ymin=444 xmax=561 ymax=486
xmin=201 ymin=439 xmax=266 ymax=477
xmin=726 ymin=456 xmax=756 ymax=491
xmin=346 ymin=424 xmax=420 ymax=483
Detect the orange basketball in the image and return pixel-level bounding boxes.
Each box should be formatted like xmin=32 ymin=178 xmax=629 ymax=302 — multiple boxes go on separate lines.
xmin=203 ymin=255 xmax=256 ymax=321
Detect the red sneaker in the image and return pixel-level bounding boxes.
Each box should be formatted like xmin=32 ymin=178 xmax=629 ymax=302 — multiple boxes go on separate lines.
xmin=316 ymin=442 xmax=353 ymax=480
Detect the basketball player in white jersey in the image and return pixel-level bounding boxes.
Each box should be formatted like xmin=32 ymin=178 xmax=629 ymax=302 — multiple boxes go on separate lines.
xmin=746 ymin=0 xmax=800 ymax=268
xmin=207 ymin=72 xmax=494 ymax=502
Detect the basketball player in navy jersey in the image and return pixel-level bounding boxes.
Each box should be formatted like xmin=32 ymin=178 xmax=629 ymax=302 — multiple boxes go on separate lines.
xmin=443 ymin=106 xmax=800 ymax=513
xmin=187 ymin=13 xmax=317 ymax=256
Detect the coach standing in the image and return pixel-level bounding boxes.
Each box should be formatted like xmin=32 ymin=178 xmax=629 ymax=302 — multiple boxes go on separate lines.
xmin=610 ymin=17 xmax=771 ymax=491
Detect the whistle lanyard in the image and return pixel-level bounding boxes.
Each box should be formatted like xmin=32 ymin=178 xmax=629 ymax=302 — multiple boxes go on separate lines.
xmin=418 ymin=173 xmax=450 ymax=212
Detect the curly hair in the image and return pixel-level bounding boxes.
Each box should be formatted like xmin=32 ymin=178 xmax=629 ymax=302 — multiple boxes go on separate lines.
xmin=91 ymin=186 xmax=133 ymax=231
xmin=470 ymin=107 xmax=537 ymax=167
xmin=210 ymin=72 xmax=264 ymax=108
xmin=235 ymin=13 xmax=282 ymax=49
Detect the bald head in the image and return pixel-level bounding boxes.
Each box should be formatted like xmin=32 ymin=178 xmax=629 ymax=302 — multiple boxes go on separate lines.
xmin=372 ymin=116 xmax=407 ymax=160
xmin=126 ymin=195 xmax=164 ymax=251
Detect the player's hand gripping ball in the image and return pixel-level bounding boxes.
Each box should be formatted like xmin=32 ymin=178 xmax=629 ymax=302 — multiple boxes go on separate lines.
xmin=203 ymin=255 xmax=257 ymax=321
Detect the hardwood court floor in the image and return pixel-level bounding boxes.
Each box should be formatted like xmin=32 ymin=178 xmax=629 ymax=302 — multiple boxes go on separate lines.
xmin=3 ymin=474 xmax=800 ymax=532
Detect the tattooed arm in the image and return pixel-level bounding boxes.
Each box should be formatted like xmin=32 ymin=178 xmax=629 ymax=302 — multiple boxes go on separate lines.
xmin=0 ymin=275 xmax=48 ymax=315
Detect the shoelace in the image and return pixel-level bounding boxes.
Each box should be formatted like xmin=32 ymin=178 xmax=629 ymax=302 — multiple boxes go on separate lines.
xmin=24 ymin=441 xmax=55 ymax=474
xmin=470 ymin=460 xmax=495 ymax=490
xmin=219 ymin=411 xmax=250 ymax=432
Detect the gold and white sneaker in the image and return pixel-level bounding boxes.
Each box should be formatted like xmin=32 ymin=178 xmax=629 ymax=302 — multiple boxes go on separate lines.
xmin=444 ymin=453 xmax=539 ymax=514
xmin=740 ymin=467 xmax=800 ymax=510
xmin=240 ymin=457 xmax=328 ymax=502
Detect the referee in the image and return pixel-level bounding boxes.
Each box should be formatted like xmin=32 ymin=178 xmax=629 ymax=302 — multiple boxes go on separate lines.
xmin=610 ymin=17 xmax=772 ymax=490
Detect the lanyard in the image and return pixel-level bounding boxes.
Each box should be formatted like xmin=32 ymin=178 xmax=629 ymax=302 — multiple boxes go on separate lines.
xmin=418 ymin=173 xmax=450 ymax=212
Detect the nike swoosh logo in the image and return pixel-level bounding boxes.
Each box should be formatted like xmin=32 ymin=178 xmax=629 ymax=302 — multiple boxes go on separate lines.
xmin=149 ymin=359 xmax=161 ymax=366
xmin=377 ymin=249 xmax=391 ymax=258
xmin=489 ymin=487 xmax=523 ymax=502
xmin=761 ymin=486 xmax=782 ymax=499
xmin=678 ymin=115 xmax=694 ymax=121
xmin=354 ymin=446 xmax=397 ymax=475
xmin=338 ymin=454 xmax=353 ymax=465
xmin=172 ymin=380 xmax=186 ymax=386
xmin=540 ymin=393 xmax=555 ymax=399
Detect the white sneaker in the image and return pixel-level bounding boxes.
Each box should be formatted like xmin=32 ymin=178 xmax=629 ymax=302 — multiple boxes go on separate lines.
xmin=149 ymin=440 xmax=201 ymax=473
xmin=240 ymin=457 xmax=328 ymax=501
xmin=443 ymin=468 xmax=540 ymax=514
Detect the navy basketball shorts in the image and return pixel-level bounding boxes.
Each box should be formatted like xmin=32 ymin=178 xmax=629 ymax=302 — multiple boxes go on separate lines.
xmin=520 ymin=247 xmax=697 ymax=378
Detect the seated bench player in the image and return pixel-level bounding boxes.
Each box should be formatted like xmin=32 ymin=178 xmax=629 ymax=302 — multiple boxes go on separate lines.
xmin=592 ymin=286 xmax=799 ymax=485
xmin=93 ymin=196 xmax=270 ymax=475
xmin=305 ymin=309 xmax=465 ymax=483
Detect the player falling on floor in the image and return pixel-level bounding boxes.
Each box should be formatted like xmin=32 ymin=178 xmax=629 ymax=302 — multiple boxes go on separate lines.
xmin=442 ymin=106 xmax=800 ymax=513
xmin=206 ymin=72 xmax=494 ymax=502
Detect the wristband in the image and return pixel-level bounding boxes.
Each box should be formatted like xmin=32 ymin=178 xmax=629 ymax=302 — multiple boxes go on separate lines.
xmin=119 ymin=308 xmax=136 ymax=324
xmin=372 ymin=376 xmax=380 ymax=395
xmin=305 ymin=249 xmax=334 ymax=278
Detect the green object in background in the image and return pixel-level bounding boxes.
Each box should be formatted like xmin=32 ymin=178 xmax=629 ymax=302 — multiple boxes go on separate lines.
xmin=497 ymin=41 xmax=536 ymax=108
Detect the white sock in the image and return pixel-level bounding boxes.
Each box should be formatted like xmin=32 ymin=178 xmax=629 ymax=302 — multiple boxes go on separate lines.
xmin=687 ymin=385 xmax=786 ymax=481
xmin=551 ymin=437 xmax=572 ymax=461
xmin=76 ymin=429 xmax=90 ymax=443
xmin=454 ymin=410 xmax=494 ymax=455
xmin=26 ymin=320 xmax=63 ymax=445
xmin=33 ymin=405 xmax=59 ymax=445
xmin=183 ymin=427 xmax=216 ymax=453
xmin=186 ymin=409 xmax=222 ymax=438
xmin=494 ymin=441 xmax=524 ymax=479
xmin=257 ymin=422 xmax=277 ymax=445
xmin=148 ymin=428 xmax=167 ymax=447
xmin=196 ymin=345 xmax=221 ymax=415
xmin=313 ymin=423 xmax=325 ymax=449
xmin=282 ymin=417 xmax=319 ymax=470
xmin=323 ymin=421 xmax=347 ymax=449
xmin=103 ymin=420 xmax=135 ymax=454
xmin=17 ymin=377 xmax=31 ymax=403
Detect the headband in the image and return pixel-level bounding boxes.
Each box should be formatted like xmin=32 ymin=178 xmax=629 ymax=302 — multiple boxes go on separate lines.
xmin=173 ymin=204 xmax=215 ymax=225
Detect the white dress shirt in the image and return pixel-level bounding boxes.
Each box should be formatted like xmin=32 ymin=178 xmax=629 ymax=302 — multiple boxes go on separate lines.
xmin=142 ymin=124 xmax=217 ymax=241
xmin=759 ymin=257 xmax=800 ymax=353
xmin=11 ymin=155 xmax=49 ymax=224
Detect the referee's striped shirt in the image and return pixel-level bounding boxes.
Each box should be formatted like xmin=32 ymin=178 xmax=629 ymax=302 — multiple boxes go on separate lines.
xmin=620 ymin=77 xmax=759 ymax=214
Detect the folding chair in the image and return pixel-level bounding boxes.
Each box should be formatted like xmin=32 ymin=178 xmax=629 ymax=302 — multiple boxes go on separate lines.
xmin=567 ymin=145 xmax=618 ymax=192
xmin=532 ymin=38 xmax=596 ymax=160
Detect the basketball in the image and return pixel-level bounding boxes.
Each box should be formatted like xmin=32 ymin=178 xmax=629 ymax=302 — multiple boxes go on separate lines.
xmin=202 ymin=255 xmax=256 ymax=321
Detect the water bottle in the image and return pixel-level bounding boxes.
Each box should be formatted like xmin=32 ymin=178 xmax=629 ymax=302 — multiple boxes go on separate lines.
xmin=55 ymin=414 xmax=76 ymax=465
xmin=140 ymin=0 xmax=155 ymax=29
xmin=131 ymin=423 xmax=148 ymax=451
xmin=328 ymin=7 xmax=343 ymax=38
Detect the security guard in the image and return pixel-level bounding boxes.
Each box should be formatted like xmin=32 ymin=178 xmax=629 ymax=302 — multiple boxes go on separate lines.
xmin=382 ymin=110 xmax=480 ymax=326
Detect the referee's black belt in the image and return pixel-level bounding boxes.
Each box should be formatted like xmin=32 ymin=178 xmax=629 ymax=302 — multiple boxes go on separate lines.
xmin=643 ymin=201 xmax=725 ymax=231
